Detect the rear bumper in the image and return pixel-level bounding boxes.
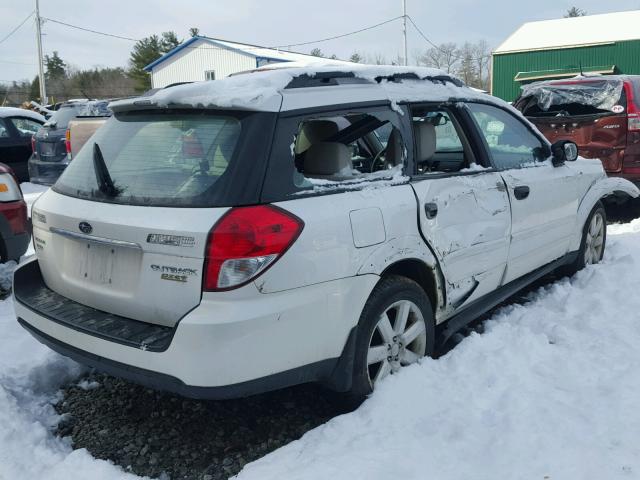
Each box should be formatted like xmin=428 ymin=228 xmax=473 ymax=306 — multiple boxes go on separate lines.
xmin=14 ymin=258 xmax=376 ymax=398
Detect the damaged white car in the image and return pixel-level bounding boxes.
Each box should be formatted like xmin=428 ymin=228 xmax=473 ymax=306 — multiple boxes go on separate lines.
xmin=14 ymin=65 xmax=639 ymax=401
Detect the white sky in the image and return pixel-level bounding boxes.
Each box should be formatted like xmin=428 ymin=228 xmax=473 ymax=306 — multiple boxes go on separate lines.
xmin=0 ymin=0 xmax=638 ymax=84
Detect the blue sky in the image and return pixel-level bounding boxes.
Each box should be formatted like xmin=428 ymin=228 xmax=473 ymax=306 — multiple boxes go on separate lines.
xmin=0 ymin=0 xmax=638 ymax=83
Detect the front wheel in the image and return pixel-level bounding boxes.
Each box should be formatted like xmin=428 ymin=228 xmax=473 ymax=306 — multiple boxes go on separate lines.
xmin=562 ymin=202 xmax=607 ymax=276
xmin=347 ymin=276 xmax=435 ymax=401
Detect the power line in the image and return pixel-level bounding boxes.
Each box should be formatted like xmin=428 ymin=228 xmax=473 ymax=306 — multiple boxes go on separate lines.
xmin=407 ymin=15 xmax=490 ymax=61
xmin=41 ymin=15 xmax=403 ymax=53
xmin=0 ymin=10 xmax=34 ymax=45
xmin=43 ymin=17 xmax=140 ymax=42
xmin=269 ymin=16 xmax=404 ymax=49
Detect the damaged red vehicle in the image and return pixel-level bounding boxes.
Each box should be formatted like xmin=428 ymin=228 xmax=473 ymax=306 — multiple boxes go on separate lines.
xmin=514 ymin=75 xmax=640 ymax=184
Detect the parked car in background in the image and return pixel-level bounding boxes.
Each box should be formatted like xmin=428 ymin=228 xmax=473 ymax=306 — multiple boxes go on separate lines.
xmin=67 ymin=100 xmax=112 ymax=158
xmin=514 ymin=75 xmax=640 ymax=185
xmin=29 ymin=101 xmax=87 ymax=185
xmin=0 ymin=163 xmax=29 ymax=262
xmin=29 ymin=100 xmax=112 ymax=185
xmin=14 ymin=66 xmax=638 ymax=403
xmin=0 ymin=107 xmax=45 ymax=182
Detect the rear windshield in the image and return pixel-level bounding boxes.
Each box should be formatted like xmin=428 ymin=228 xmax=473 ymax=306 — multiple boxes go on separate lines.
xmin=48 ymin=105 xmax=83 ymax=128
xmin=53 ymin=110 xmax=271 ymax=207
xmin=517 ymin=79 xmax=626 ymax=117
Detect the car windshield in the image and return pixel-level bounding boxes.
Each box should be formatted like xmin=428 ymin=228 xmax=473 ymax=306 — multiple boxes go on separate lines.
xmin=517 ymin=79 xmax=626 ymax=117
xmin=53 ymin=110 xmax=249 ymax=207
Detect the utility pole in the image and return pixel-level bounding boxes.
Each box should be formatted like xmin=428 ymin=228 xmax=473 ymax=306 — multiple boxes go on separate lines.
xmin=35 ymin=0 xmax=47 ymax=104
xmin=402 ymin=0 xmax=408 ymax=66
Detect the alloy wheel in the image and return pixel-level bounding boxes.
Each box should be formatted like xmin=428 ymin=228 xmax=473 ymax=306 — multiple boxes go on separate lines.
xmin=584 ymin=212 xmax=605 ymax=265
xmin=366 ymin=300 xmax=427 ymax=389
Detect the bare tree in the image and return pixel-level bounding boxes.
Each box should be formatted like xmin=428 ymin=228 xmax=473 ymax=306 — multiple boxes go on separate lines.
xmin=364 ymin=52 xmax=388 ymax=65
xmin=473 ymin=40 xmax=491 ymax=91
xmin=456 ymin=42 xmax=477 ymax=86
xmin=417 ymin=43 xmax=459 ymax=74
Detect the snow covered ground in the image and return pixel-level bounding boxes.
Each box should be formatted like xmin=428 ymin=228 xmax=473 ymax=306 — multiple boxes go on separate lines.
xmin=2 ymin=186 xmax=640 ymax=479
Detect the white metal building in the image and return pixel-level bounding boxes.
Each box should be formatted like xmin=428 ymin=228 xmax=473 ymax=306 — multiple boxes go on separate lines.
xmin=144 ymin=36 xmax=351 ymax=88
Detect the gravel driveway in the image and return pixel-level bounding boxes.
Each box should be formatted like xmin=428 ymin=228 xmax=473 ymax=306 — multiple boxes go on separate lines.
xmin=55 ymin=376 xmax=350 ymax=480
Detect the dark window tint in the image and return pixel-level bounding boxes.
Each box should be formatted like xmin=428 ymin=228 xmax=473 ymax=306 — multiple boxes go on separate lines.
xmin=54 ymin=111 xmax=251 ymax=207
xmin=468 ymin=103 xmax=547 ymax=170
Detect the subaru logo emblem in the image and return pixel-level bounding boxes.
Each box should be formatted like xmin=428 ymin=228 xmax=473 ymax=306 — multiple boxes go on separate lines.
xmin=79 ymin=221 xmax=93 ymax=234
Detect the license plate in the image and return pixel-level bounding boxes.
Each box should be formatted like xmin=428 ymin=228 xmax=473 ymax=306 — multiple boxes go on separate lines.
xmin=39 ymin=142 xmax=56 ymax=156
xmin=77 ymin=243 xmax=116 ymax=284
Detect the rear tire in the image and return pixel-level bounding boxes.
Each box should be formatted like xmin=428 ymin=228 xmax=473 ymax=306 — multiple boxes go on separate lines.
xmin=561 ymin=201 xmax=607 ymax=277
xmin=346 ymin=275 xmax=435 ymax=403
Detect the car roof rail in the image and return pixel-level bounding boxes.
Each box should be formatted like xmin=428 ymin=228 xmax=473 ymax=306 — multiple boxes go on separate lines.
xmin=374 ymin=72 xmax=464 ymax=87
xmin=285 ymin=72 xmax=373 ymax=89
xmin=284 ymin=70 xmax=465 ymax=89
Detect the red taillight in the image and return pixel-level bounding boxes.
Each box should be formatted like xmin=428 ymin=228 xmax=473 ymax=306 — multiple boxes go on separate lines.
xmin=624 ymin=81 xmax=640 ymax=132
xmin=203 ymin=205 xmax=304 ymax=291
xmin=65 ymin=128 xmax=71 ymax=155
xmin=31 ymin=136 xmax=36 ymax=153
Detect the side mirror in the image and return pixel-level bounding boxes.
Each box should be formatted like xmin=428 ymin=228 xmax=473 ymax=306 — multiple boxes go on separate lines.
xmin=551 ymin=140 xmax=578 ymax=166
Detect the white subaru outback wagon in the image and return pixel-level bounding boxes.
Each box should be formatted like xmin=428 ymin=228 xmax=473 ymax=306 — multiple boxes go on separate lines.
xmin=14 ymin=66 xmax=639 ymax=400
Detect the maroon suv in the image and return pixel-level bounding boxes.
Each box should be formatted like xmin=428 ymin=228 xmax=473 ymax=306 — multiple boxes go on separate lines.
xmin=514 ymin=75 xmax=640 ymax=184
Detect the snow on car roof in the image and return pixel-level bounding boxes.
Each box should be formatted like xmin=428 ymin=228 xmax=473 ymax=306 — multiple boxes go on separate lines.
xmin=109 ymin=64 xmax=499 ymax=114
xmin=0 ymin=107 xmax=45 ymax=122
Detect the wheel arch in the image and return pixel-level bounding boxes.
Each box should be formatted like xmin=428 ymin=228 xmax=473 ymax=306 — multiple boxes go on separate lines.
xmin=379 ymin=258 xmax=441 ymax=316
xmin=356 ymin=235 xmax=446 ymax=318
xmin=570 ymin=177 xmax=640 ymax=250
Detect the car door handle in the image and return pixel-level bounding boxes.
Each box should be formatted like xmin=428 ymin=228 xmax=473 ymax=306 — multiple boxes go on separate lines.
xmin=513 ymin=185 xmax=530 ymax=200
xmin=424 ymin=202 xmax=438 ymax=219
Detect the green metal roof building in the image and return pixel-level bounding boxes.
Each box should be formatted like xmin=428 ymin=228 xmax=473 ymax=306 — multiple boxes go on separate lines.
xmin=491 ymin=10 xmax=640 ymax=102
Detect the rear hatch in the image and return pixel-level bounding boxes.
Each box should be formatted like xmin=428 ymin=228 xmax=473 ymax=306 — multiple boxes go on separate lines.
xmin=33 ymin=108 xmax=275 ymax=327
xmin=516 ymin=78 xmax=629 ymax=172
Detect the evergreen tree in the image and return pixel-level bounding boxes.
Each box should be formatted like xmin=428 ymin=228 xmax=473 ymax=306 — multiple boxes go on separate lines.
xmin=128 ymin=31 xmax=181 ymax=92
xmin=45 ymin=51 xmax=66 ymax=81
xmin=349 ymin=52 xmax=362 ymax=63
xmin=310 ymin=48 xmax=325 ymax=57
xmin=189 ymin=27 xmax=200 ymax=37
xmin=565 ymin=7 xmax=586 ymax=17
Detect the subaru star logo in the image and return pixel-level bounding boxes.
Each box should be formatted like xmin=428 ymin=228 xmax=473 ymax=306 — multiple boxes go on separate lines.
xmin=78 ymin=221 xmax=93 ymax=234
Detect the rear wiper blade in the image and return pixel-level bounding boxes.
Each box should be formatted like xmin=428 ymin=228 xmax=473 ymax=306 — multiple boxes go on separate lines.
xmin=93 ymin=142 xmax=120 ymax=197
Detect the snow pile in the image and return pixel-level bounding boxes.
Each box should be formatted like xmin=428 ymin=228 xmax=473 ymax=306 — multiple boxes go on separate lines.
xmin=0 ymin=295 xmax=142 ymax=479
xmin=236 ymin=219 xmax=640 ymax=480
